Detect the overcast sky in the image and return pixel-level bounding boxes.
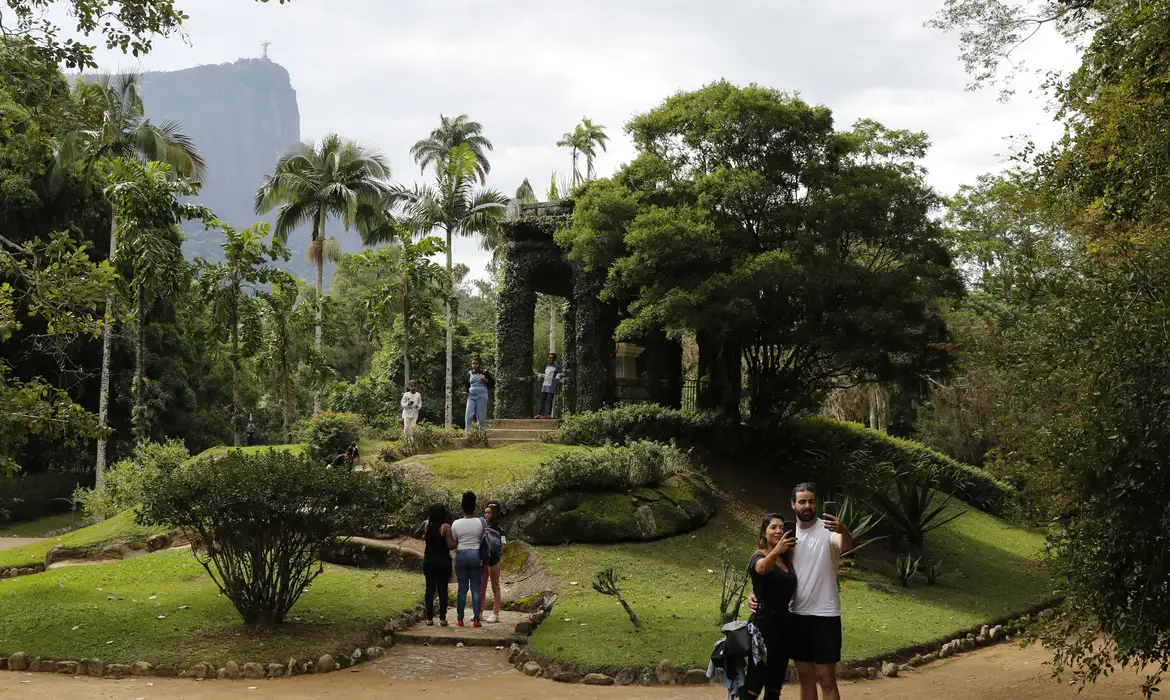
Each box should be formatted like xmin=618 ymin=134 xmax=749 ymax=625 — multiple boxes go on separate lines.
xmin=82 ymin=0 xmax=1075 ymax=280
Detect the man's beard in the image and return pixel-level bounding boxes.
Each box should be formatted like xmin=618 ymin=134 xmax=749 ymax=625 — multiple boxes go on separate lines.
xmin=797 ymin=510 xmax=816 ymax=522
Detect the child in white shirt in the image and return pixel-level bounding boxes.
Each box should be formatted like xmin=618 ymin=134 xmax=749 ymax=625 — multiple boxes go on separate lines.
xmin=401 ymin=379 xmax=422 ymax=432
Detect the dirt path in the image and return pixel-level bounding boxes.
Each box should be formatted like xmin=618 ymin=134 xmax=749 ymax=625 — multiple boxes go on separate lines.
xmin=0 ymin=537 xmax=40 ymax=551
xmin=0 ymin=642 xmax=1150 ymax=699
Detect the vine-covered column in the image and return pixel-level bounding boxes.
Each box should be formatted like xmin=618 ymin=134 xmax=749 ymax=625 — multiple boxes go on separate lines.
xmin=572 ymin=263 xmax=617 ymax=412
xmin=496 ymin=247 xmax=537 ymax=418
xmin=561 ymin=299 xmax=577 ymax=414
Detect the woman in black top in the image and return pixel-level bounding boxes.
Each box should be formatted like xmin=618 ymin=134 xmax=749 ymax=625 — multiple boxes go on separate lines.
xmin=747 ymin=513 xmax=797 ymax=700
xmin=414 ymin=503 xmax=455 ymax=626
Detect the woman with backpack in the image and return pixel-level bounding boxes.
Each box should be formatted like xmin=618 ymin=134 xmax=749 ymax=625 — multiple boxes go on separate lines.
xmin=413 ymin=503 xmax=455 ymax=627
xmin=480 ymin=501 xmax=506 ymax=623
xmin=450 ymin=491 xmax=485 ymax=627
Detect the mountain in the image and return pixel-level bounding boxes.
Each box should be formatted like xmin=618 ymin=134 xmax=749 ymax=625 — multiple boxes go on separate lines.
xmin=131 ymin=58 xmax=315 ymax=277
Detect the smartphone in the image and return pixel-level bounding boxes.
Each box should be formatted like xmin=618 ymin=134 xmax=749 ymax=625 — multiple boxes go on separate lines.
xmin=823 ymin=501 xmax=838 ymax=518
xmin=783 ymin=519 xmax=796 ymax=538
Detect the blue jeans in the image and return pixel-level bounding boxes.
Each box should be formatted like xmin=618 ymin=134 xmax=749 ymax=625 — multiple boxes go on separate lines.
xmin=454 ymin=549 xmax=482 ymax=622
xmin=465 ymin=387 xmax=488 ymax=430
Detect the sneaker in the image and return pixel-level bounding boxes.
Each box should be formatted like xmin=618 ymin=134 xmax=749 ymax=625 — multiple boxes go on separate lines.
xmin=440 ymin=619 xmax=448 ymax=627
xmin=456 ymin=620 xmax=464 ymax=627
xmin=486 ymin=612 xmax=499 ymax=623
xmin=472 ymin=620 xmax=482 ymax=628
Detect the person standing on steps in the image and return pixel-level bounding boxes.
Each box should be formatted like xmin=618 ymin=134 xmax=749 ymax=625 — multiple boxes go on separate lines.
xmin=536 ymin=352 xmax=562 ymax=419
xmin=414 ymin=503 xmax=454 ymax=627
xmin=401 ymin=379 xmax=422 ymax=433
xmin=749 ymin=483 xmax=853 ymax=700
xmin=479 ymin=501 xmax=506 ymax=623
xmin=465 ymin=357 xmax=494 ymax=432
xmin=450 ymin=490 xmax=485 ymax=627
xmin=746 ymin=513 xmax=797 ymax=700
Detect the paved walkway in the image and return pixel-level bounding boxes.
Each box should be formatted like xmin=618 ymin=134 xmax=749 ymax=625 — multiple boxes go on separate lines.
xmin=0 ymin=538 xmax=40 ymax=551
xmin=0 ymin=641 xmax=1151 ymax=699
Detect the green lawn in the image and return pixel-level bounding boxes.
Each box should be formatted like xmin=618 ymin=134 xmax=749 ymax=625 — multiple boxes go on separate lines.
xmin=0 ymin=511 xmax=167 ymax=570
xmin=414 ymin=442 xmax=586 ymax=494
xmin=0 ymin=548 xmax=419 ymax=667
xmin=1 ymin=511 xmax=81 ymax=538
xmin=192 ymin=440 xmax=385 ymax=467
xmin=530 ymin=501 xmax=1049 ymax=669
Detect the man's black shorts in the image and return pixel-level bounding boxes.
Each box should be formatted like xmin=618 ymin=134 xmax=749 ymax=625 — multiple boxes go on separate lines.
xmin=789 ymin=614 xmax=841 ymax=664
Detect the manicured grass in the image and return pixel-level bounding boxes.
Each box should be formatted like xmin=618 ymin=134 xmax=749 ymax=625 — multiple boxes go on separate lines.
xmin=0 ymin=548 xmax=420 ymax=667
xmin=1 ymin=511 xmax=82 ymax=538
xmin=414 ymin=442 xmax=587 ymax=494
xmin=530 ymin=501 xmax=1049 ymax=669
xmin=0 ymin=511 xmax=167 ymax=570
xmin=191 ymin=439 xmax=384 ymax=467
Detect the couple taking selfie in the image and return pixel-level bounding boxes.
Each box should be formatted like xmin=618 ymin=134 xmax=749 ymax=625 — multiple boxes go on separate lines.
xmin=743 ymin=482 xmax=853 ymax=700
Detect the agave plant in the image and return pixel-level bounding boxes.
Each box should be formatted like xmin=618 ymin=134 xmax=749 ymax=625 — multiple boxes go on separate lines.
xmin=863 ymin=461 xmax=967 ymax=548
xmin=921 ymin=558 xmax=948 ymax=585
xmin=804 ymin=445 xmax=870 ymax=501
xmin=836 ymin=495 xmax=885 ymax=557
xmin=887 ymin=554 xmax=921 ymax=588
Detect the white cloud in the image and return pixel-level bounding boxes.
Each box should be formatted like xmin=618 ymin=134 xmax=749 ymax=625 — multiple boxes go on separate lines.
xmin=79 ymin=0 xmax=1079 ymax=279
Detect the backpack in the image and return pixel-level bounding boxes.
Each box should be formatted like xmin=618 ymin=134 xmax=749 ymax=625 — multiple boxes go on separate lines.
xmin=480 ymin=517 xmax=503 ymax=566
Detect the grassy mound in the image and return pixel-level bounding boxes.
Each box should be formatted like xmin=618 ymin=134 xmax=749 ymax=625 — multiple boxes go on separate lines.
xmin=0 ymin=511 xmax=167 ymax=570
xmin=530 ymin=502 xmax=1047 ymax=670
xmin=1 ymin=512 xmax=80 ymax=538
xmin=409 ymin=442 xmax=586 ymax=494
xmin=0 ymin=548 xmax=419 ymax=667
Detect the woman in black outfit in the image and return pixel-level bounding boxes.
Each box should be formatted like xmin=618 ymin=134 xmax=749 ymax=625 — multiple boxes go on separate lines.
xmin=747 ymin=513 xmax=797 ymax=700
xmin=414 ymin=503 xmax=455 ymax=626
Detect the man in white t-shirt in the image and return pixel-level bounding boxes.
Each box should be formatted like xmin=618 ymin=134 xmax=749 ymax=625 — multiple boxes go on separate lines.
xmin=749 ymin=482 xmax=853 ymax=700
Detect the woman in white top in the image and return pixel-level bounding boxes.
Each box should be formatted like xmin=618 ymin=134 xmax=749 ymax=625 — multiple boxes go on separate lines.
xmin=400 ymin=379 xmax=422 ymax=433
xmin=449 ymin=490 xmax=485 ymax=627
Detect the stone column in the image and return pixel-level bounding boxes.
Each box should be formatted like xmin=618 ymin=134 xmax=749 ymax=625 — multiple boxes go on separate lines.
xmin=496 ymin=251 xmax=537 ymax=419
xmin=572 ymin=263 xmax=617 ymax=413
xmin=561 ymin=300 xmax=577 ymax=414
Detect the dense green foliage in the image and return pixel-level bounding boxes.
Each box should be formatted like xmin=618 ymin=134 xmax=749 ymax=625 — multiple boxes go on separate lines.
xmin=297 ymin=410 xmax=363 ymax=462
xmin=138 ymin=448 xmax=392 ymax=624
xmin=76 ymin=438 xmax=189 ymax=519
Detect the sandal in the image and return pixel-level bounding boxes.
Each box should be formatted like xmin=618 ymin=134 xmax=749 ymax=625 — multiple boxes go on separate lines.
xmin=440 ymin=619 xmax=448 ymax=627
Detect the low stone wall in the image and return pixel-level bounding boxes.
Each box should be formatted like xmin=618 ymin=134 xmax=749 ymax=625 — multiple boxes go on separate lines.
xmin=0 ymin=530 xmax=183 ymax=581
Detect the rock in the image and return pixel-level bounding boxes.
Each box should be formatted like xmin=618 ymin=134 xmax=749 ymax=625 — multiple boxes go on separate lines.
xmin=991 ymin=625 xmax=1005 ymax=641
xmin=352 ymin=648 xmax=363 ymax=661
xmin=131 ymin=661 xmax=154 ymax=676
xmin=456 ymin=642 xmax=464 ymax=649
xmin=267 ymin=663 xmax=284 ymax=678
xmin=908 ymin=655 xmax=924 ymax=667
xmin=981 ymin=625 xmax=990 ymax=638
xmin=965 ymin=638 xmax=979 ymax=651
xmin=100 ymin=543 xmax=130 ymax=560
xmin=184 ymin=663 xmax=211 ymax=679
xmin=522 ymin=661 xmax=542 ymax=677
xmin=146 ymin=533 xmax=171 ymax=551
xmin=44 ymin=545 xmax=89 ymax=568
xmin=242 ymin=662 xmax=265 ymax=679
xmin=899 ymin=664 xmax=910 ymax=674
xmin=656 ymin=660 xmax=682 ymax=685
xmin=924 ymin=653 xmax=938 ymax=662
xmin=0 ymin=655 xmax=7 ymax=671
xmin=882 ymin=662 xmax=898 ymax=678
xmin=1039 ymin=608 xmax=1057 ymax=621
xmin=867 ymin=666 xmax=878 ymax=680
xmin=365 ymin=647 xmax=382 ymax=660
xmin=583 ymin=673 xmax=614 ymax=686
xmin=508 ymin=643 xmax=522 ymax=664
xmin=8 ymin=652 xmax=29 ymax=672
xmin=317 ymin=655 xmax=334 ymax=674
xmin=106 ymin=663 xmax=132 ymax=678
xmin=639 ymin=668 xmax=658 ymax=685
xmin=515 ymin=621 xmax=534 ymax=635
xmin=614 ymin=668 xmax=636 ymax=686
xmin=217 ymin=668 xmax=227 ymax=680
xmin=552 ymin=670 xmax=584 ymax=683
xmin=225 ymin=660 xmax=241 ymax=678
xmin=337 ymin=654 xmax=353 ymax=669
xmin=36 ymin=659 xmax=56 ymax=672
xmin=966 ymin=633 xmax=977 ymax=641
xmin=56 ymin=660 xmax=79 ymax=675
xmin=286 ymin=658 xmax=298 ymax=677
xmin=684 ymin=669 xmax=710 ymax=684
xmin=938 ymin=645 xmax=951 ymax=658
xmin=305 ymin=661 xmax=315 ymax=675
xmin=977 ymin=632 xmax=990 ymax=645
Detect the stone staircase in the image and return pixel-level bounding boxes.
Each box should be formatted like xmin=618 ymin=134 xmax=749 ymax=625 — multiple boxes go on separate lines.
xmin=486 ymin=419 xmax=560 ymax=446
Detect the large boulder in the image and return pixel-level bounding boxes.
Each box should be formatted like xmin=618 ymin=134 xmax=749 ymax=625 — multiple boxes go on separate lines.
xmin=320 ymin=537 xmax=424 ymax=570
xmin=507 ymin=473 xmax=717 ymax=544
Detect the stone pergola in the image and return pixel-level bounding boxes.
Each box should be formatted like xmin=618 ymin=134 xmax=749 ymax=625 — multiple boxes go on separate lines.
xmin=494 ymin=200 xmax=683 ymax=418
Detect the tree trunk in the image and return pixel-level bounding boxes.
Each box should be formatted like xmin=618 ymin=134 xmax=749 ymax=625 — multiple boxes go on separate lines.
xmin=133 ymin=291 xmax=146 ymax=444
xmin=548 ymin=297 xmax=557 ymax=355
xmin=280 ymin=351 xmax=292 ymax=444
xmin=95 ymin=213 xmax=118 ymax=488
xmin=402 ymin=272 xmax=411 ymax=384
xmin=314 ymin=237 xmax=323 ymax=415
xmin=231 ymin=297 xmax=241 ymax=447
xmin=444 ymin=228 xmax=454 ymax=428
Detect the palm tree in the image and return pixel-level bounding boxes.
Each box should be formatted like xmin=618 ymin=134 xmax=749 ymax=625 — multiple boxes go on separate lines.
xmin=557 ymin=127 xmax=586 ymax=186
xmin=410 ymin=114 xmax=493 ymax=184
xmin=54 ymin=71 xmax=205 ymax=488
xmin=196 ymin=223 xmax=287 ymax=446
xmin=578 ymin=118 xmax=609 ymax=181
xmin=516 ymin=178 xmax=537 ymax=204
xmin=390 ymin=144 xmax=508 ymax=427
xmin=253 ymin=134 xmax=390 ymax=412
xmin=257 ymin=272 xmax=315 ymax=444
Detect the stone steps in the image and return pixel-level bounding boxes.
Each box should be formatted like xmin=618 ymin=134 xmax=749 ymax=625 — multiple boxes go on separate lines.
xmin=486 ymin=418 xmax=560 ymax=446
xmin=392 ymin=610 xmax=530 ymax=648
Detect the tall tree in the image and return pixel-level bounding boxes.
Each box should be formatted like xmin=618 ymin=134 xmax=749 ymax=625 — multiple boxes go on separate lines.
xmin=516 ymin=178 xmax=537 ymax=204
xmin=256 ymin=272 xmax=314 ymax=444
xmin=54 ymin=71 xmax=205 ymax=486
xmin=253 ymin=134 xmax=390 ymax=412
xmin=196 ymin=222 xmax=288 ymax=446
xmin=578 ymin=118 xmax=609 ymax=181
xmin=391 ymin=144 xmax=507 ymax=427
xmin=410 ymin=114 xmax=493 ymax=184
xmin=557 ymin=126 xmax=586 ymax=186
xmin=359 ymin=215 xmax=450 ymax=384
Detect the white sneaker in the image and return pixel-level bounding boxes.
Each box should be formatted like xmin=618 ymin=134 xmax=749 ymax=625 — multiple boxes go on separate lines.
xmin=486 ymin=613 xmax=499 ymax=623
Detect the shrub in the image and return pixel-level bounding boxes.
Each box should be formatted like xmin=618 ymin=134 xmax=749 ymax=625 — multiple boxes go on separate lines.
xmin=368 ymin=459 xmax=456 ymax=533
xmin=137 ymin=448 xmax=392 ymax=625
xmin=863 ymin=464 xmax=968 ymax=548
xmin=397 ymin=422 xmax=466 ymax=458
xmin=500 ymin=441 xmax=692 ymax=512
xmin=836 ymin=494 xmax=884 ymax=557
xmin=921 ymin=558 xmax=947 ymax=585
xmin=75 ymin=439 xmax=190 ymax=519
xmin=552 ymin=405 xmax=729 ymax=447
xmin=887 ymin=554 xmax=921 ymax=587
xmin=0 ymin=471 xmax=85 ymax=523
xmin=297 ymin=411 xmax=363 ymax=462
xmin=776 ymin=417 xmax=1014 ymax=514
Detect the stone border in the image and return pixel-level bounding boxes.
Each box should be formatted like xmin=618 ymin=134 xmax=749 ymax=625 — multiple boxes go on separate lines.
xmin=507 ymin=597 xmax=1062 ymax=686
xmin=0 ymin=529 xmax=185 ymax=581
xmin=0 ymin=603 xmax=431 ymax=681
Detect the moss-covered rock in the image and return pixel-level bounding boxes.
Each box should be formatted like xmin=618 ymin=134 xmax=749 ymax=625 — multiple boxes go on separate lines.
xmin=507 ymin=473 xmax=716 ymax=544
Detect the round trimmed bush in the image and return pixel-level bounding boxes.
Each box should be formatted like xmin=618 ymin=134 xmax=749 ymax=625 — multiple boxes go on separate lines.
xmin=297 ymin=411 xmax=363 ymax=462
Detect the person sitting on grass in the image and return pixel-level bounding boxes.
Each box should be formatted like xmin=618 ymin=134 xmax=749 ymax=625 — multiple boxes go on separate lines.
xmin=413 ymin=503 xmax=454 ymax=627
xmin=450 ymin=490 xmax=485 ymax=627
xmin=326 ymin=444 xmax=358 ymax=470
xmin=479 ymin=500 xmax=507 ymax=623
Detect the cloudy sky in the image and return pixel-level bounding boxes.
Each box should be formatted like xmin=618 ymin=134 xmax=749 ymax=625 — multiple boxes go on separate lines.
xmin=83 ymin=0 xmax=1075 ymax=279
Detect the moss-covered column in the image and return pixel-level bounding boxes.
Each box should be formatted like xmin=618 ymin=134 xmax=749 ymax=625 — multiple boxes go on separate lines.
xmin=572 ymin=263 xmax=617 ymax=412
xmin=496 ymin=250 xmax=537 ymax=419
xmin=562 ymin=299 xmax=577 ymax=414
xmin=645 ymin=331 xmax=683 ymax=409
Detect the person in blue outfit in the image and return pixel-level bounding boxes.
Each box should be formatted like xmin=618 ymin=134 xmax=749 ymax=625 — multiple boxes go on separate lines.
xmin=465 ymin=356 xmax=494 ymax=432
